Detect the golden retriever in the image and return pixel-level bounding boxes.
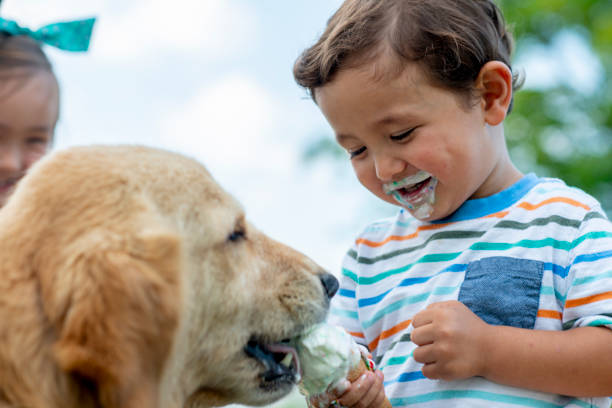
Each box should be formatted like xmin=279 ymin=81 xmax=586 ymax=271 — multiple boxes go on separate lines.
xmin=0 ymin=145 xmax=338 ymax=408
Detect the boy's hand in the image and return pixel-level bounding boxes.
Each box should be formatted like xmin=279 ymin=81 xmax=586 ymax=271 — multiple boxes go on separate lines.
xmin=411 ymin=300 xmax=490 ymax=381
xmin=307 ymin=369 xmax=386 ymax=408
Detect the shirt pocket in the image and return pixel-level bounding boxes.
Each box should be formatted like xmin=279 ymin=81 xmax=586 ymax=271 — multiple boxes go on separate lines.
xmin=458 ymin=256 xmax=544 ymax=329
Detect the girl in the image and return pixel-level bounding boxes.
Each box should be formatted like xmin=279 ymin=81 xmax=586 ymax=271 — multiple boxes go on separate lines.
xmin=0 ymin=16 xmax=94 ymax=207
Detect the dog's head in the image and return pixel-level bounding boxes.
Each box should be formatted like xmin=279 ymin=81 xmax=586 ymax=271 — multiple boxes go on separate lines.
xmin=0 ymin=146 xmax=338 ymax=408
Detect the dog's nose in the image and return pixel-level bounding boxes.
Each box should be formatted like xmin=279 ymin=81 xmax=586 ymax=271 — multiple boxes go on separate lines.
xmin=320 ymin=272 xmax=339 ymax=299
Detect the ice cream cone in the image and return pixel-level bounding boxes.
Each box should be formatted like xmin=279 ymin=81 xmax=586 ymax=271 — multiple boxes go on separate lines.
xmin=295 ymin=323 xmax=393 ymax=408
xmin=346 ymin=356 xmax=392 ymax=408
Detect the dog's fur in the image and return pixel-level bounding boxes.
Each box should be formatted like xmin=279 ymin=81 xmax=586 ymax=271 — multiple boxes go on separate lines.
xmin=0 ymin=145 xmax=336 ymax=408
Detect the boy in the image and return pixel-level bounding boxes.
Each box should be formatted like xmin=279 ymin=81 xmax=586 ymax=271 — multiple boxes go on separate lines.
xmin=293 ymin=0 xmax=612 ymax=406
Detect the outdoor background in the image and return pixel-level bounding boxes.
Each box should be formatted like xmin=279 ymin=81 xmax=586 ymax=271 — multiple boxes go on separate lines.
xmin=2 ymin=1 xmax=610 ymax=407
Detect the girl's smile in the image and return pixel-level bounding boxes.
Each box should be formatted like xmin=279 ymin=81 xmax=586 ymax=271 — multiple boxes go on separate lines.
xmin=0 ymin=71 xmax=57 ymax=207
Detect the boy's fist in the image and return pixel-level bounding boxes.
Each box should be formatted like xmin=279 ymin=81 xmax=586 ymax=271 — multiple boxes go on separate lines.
xmin=411 ymin=300 xmax=490 ymax=380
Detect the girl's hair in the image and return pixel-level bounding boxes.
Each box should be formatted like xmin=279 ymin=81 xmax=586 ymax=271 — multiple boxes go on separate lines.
xmin=293 ymin=0 xmax=522 ymax=110
xmin=0 ymin=33 xmax=55 ymax=78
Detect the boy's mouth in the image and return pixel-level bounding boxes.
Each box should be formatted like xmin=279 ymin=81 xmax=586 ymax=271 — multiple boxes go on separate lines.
xmin=383 ymin=170 xmax=431 ymax=196
xmin=383 ymin=171 xmax=438 ymax=219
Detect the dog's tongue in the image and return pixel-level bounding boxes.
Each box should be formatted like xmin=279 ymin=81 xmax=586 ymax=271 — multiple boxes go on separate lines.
xmin=294 ymin=323 xmax=361 ymax=396
xmin=266 ymin=343 xmax=301 ymax=378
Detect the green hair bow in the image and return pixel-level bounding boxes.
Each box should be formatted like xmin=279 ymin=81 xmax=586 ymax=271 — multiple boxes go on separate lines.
xmin=0 ymin=16 xmax=95 ymax=52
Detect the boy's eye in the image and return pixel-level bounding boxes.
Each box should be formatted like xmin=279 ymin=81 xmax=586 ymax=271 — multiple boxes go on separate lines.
xmin=349 ymin=146 xmax=366 ymax=159
xmin=390 ymin=128 xmax=416 ymax=141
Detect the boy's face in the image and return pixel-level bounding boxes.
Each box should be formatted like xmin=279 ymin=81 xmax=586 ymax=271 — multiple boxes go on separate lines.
xmin=315 ymin=61 xmax=516 ymax=221
xmin=0 ymin=71 xmax=58 ymax=207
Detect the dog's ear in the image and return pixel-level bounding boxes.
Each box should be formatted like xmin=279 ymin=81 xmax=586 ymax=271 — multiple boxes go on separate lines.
xmin=43 ymin=228 xmax=181 ymax=408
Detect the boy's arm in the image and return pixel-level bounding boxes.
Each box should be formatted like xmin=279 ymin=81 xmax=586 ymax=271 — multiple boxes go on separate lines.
xmin=411 ymin=300 xmax=612 ymax=396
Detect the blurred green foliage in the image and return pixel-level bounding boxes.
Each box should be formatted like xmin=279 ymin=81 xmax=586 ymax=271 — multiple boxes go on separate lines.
xmin=499 ymin=0 xmax=612 ymax=215
xmin=303 ymin=0 xmax=612 ymax=215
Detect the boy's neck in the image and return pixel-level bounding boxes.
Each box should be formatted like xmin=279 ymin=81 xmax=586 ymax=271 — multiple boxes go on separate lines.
xmin=473 ymin=124 xmax=523 ymax=199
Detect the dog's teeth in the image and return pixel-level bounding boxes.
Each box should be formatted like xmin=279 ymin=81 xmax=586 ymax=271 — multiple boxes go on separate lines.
xmin=280 ymin=353 xmax=293 ymax=367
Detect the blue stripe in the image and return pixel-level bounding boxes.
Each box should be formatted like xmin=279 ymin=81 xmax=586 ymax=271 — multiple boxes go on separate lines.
xmin=358 ymin=264 xmax=467 ymax=307
xmin=573 ymin=249 xmax=612 ymax=265
xmin=338 ymin=288 xmax=355 ymax=298
xmin=384 ymin=370 xmax=426 ymax=385
xmin=543 ymin=262 xmax=570 ymax=278
xmin=362 ymin=285 xmax=459 ymax=328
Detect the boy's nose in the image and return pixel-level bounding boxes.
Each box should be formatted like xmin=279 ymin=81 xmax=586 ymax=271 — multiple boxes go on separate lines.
xmin=374 ymin=154 xmax=406 ymax=182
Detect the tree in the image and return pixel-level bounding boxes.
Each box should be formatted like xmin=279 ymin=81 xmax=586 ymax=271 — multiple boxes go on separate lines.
xmin=500 ymin=0 xmax=612 ymax=215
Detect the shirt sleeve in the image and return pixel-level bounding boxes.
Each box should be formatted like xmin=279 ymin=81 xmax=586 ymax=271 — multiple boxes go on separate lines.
xmin=327 ymin=248 xmax=367 ymax=346
xmin=563 ymin=204 xmax=612 ymax=330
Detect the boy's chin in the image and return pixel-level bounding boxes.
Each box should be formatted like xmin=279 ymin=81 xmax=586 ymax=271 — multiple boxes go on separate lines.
xmin=403 ymin=203 xmax=453 ymax=222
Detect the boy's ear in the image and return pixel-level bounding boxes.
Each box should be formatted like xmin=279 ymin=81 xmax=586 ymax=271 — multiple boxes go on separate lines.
xmin=43 ymin=229 xmax=181 ymax=408
xmin=476 ymin=61 xmax=513 ymax=126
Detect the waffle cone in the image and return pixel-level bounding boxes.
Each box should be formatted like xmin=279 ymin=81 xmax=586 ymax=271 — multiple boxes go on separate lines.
xmin=346 ymin=358 xmax=392 ymax=408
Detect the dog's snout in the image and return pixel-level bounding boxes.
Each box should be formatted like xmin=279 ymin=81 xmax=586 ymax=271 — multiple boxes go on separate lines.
xmin=320 ymin=272 xmax=339 ymax=299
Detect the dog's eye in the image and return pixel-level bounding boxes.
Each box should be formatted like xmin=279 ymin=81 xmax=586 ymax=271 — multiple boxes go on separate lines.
xmin=228 ymin=229 xmax=246 ymax=242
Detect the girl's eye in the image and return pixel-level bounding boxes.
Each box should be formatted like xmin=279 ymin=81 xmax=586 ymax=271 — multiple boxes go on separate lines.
xmin=349 ymin=146 xmax=366 ymax=159
xmin=26 ymin=136 xmax=49 ymax=145
xmin=390 ymin=128 xmax=416 ymax=141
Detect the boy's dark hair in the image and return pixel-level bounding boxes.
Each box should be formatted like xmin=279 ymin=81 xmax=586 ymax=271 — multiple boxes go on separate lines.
xmin=0 ymin=33 xmax=55 ymax=77
xmin=294 ymin=0 xmax=522 ymax=110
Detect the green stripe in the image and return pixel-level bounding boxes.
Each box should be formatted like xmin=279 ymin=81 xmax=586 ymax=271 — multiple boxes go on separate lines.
xmin=572 ymin=270 xmax=612 ymax=286
xmin=540 ymin=285 xmax=566 ymax=303
xmin=351 ymin=215 xmax=598 ymax=266
xmin=494 ymin=215 xmax=581 ymax=230
xmin=352 ymin=252 xmax=462 ymax=285
xmin=585 ymin=318 xmax=612 ymax=327
xmin=341 ymin=268 xmax=358 ymax=283
xmin=469 ymin=237 xmax=572 ymax=251
xmin=390 ymin=390 xmax=574 ymax=407
xmin=381 ymin=354 xmax=411 ymax=368
xmin=363 ymin=285 xmax=458 ymax=329
xmin=469 ymin=231 xmax=612 ymax=252
xmin=563 ymin=314 xmax=612 ymax=330
xmin=363 ymin=293 xmax=428 ymax=329
xmin=583 ymin=211 xmax=607 ymax=222
xmin=571 ymin=231 xmax=612 ymax=248
xmin=348 ymin=230 xmax=484 ymax=264
xmin=329 ymin=307 xmax=358 ymax=320
xmin=374 ymin=332 xmax=411 ymax=365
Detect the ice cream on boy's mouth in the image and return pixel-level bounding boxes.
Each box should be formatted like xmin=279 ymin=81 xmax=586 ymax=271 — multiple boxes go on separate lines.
xmin=383 ymin=170 xmax=438 ymax=219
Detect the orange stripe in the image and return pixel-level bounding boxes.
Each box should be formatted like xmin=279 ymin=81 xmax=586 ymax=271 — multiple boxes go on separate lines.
xmin=537 ymin=309 xmax=562 ymax=319
xmin=565 ymin=291 xmax=612 ymax=308
xmin=484 ymin=210 xmax=509 ymax=219
xmin=356 ymin=197 xmax=588 ymax=249
xmin=355 ymin=223 xmax=449 ymax=248
xmin=518 ymin=197 xmax=590 ymax=211
xmin=348 ymin=331 xmax=365 ymax=339
xmin=354 ymin=206 xmax=511 ymax=248
xmin=368 ymin=319 xmax=412 ymax=351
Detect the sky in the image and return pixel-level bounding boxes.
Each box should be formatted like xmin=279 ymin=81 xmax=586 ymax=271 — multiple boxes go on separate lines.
xmin=2 ymin=0 xmax=601 ymax=275
xmin=2 ymin=0 xmax=397 ymax=280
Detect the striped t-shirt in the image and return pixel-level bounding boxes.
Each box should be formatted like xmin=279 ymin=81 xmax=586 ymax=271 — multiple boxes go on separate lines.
xmin=328 ymin=174 xmax=612 ymax=407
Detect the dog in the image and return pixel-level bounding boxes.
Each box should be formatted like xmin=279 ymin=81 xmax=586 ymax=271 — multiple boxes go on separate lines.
xmin=0 ymin=145 xmax=338 ymax=408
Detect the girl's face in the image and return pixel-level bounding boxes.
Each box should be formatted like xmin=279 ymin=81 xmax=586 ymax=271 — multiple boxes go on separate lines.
xmin=0 ymin=70 xmax=58 ymax=207
xmin=315 ymin=60 xmax=520 ymax=221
